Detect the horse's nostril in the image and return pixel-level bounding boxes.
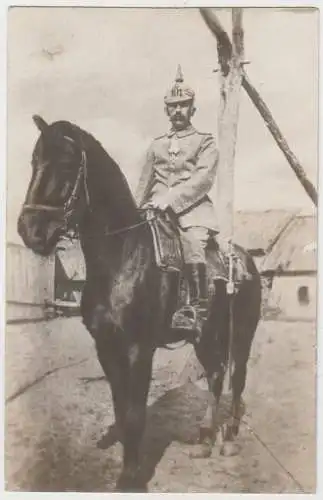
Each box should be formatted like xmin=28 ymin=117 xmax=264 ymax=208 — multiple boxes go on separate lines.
xmin=34 ymin=227 xmax=42 ymax=239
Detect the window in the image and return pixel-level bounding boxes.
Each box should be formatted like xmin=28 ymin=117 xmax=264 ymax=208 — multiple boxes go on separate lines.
xmin=298 ymin=286 xmax=310 ymax=306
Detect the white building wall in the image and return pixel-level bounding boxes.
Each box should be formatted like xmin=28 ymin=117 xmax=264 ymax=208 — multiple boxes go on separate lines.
xmin=269 ymin=274 xmax=317 ymax=320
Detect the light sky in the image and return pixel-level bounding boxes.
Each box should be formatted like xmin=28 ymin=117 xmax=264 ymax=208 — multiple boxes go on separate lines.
xmin=7 ymin=7 xmax=318 ymax=242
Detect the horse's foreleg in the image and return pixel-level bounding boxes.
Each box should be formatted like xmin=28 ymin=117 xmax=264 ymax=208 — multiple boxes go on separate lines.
xmin=116 ymin=345 xmax=153 ymax=492
xmin=96 ymin=337 xmax=127 ymax=444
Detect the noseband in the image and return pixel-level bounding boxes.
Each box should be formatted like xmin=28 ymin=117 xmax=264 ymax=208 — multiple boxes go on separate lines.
xmin=23 ymin=136 xmax=90 ymax=230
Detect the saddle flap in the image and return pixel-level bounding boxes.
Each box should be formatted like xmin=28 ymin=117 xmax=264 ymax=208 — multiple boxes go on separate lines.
xmin=145 ymin=209 xmax=182 ymax=272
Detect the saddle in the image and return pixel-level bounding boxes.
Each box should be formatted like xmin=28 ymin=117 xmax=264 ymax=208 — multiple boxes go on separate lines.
xmin=145 ymin=209 xmax=252 ymax=289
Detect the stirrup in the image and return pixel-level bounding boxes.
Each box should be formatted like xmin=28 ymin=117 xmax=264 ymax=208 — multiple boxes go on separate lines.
xmin=171 ymin=303 xmax=207 ymax=338
xmin=171 ymin=305 xmax=198 ymax=331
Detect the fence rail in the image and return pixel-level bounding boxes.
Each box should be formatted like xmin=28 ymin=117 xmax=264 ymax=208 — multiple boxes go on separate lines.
xmin=6 ymin=242 xmax=55 ymax=322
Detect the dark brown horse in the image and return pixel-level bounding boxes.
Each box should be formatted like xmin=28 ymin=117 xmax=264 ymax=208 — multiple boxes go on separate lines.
xmin=18 ymin=115 xmax=261 ymax=492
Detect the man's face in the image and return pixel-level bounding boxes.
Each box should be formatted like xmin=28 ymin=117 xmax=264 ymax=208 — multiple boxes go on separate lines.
xmin=166 ymin=100 xmax=195 ymax=130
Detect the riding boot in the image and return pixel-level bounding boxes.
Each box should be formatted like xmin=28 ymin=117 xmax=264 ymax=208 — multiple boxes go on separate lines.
xmin=194 ymin=263 xmax=209 ymax=321
xmin=171 ymin=263 xmax=209 ymax=340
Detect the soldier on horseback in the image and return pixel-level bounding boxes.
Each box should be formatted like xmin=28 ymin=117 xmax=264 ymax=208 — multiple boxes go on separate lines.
xmin=135 ymin=65 xmax=220 ymax=336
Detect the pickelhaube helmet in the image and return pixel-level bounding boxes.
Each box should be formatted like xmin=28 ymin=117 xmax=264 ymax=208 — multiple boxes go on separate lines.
xmin=164 ymin=65 xmax=195 ymax=105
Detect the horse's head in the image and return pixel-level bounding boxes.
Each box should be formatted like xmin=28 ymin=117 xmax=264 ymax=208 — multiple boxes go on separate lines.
xmin=18 ymin=115 xmax=88 ymax=256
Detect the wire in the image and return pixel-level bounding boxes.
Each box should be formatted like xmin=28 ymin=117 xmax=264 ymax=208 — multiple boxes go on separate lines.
xmin=241 ymin=417 xmax=306 ymax=493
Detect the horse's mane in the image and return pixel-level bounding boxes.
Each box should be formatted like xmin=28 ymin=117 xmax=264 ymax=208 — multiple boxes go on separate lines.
xmin=49 ymin=120 xmax=137 ymax=204
xmin=51 ymin=120 xmax=120 ymax=169
xmin=50 ymin=120 xmax=140 ymax=232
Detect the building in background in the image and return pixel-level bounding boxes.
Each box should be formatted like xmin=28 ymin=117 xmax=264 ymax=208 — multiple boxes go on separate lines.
xmin=6 ymin=212 xmax=317 ymax=323
xmin=233 ymin=209 xmax=298 ymax=262
xmin=234 ymin=211 xmax=317 ymax=320
xmin=261 ymin=215 xmax=317 ymax=321
xmin=233 ymin=210 xmax=300 ymax=316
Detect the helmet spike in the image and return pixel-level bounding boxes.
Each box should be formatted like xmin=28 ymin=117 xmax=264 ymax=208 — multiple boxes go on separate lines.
xmin=175 ymin=64 xmax=184 ymax=83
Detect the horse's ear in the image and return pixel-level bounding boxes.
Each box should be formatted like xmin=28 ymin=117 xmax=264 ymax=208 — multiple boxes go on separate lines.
xmin=32 ymin=115 xmax=48 ymax=132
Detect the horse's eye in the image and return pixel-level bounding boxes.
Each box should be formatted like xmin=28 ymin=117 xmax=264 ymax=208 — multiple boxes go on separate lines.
xmin=65 ymin=142 xmax=75 ymax=155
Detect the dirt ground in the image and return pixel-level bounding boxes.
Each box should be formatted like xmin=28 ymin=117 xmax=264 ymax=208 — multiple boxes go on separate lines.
xmin=5 ymin=317 xmax=316 ymax=493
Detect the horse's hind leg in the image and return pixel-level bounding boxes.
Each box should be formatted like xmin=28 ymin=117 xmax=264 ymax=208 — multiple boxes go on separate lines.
xmin=220 ymin=356 xmax=247 ymax=456
xmin=192 ymin=367 xmax=225 ymax=458
xmin=220 ymin=345 xmax=250 ymax=456
xmin=191 ymin=330 xmax=227 ymax=457
xmin=223 ymin=350 xmax=249 ymax=444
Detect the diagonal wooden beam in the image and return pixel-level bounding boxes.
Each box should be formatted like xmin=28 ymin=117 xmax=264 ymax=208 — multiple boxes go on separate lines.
xmin=200 ymin=8 xmax=318 ymax=207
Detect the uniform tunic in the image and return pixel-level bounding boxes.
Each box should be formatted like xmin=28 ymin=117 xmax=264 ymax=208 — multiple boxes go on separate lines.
xmin=135 ymin=125 xmax=219 ymax=263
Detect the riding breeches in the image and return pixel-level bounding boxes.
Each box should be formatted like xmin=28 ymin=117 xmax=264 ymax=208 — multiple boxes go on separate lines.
xmin=177 ymin=226 xmax=209 ymax=264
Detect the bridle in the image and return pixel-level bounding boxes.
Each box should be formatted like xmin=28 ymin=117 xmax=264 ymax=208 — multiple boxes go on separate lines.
xmin=23 ymin=135 xmax=90 ymax=232
xmin=22 ymin=133 xmax=158 ymax=239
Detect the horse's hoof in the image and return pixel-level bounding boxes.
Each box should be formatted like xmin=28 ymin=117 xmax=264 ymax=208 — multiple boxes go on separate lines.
xmin=115 ymin=475 xmax=148 ymax=492
xmin=97 ymin=423 xmax=121 ymax=449
xmin=115 ymin=484 xmax=147 ymax=493
xmin=223 ymin=422 xmax=240 ymax=441
xmin=232 ymin=425 xmax=240 ymax=437
xmin=190 ymin=440 xmax=213 ymax=459
xmin=220 ymin=441 xmax=241 ymax=457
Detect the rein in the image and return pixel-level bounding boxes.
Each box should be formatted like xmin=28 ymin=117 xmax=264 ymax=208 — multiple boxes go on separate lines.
xmin=104 ymin=218 xmax=154 ymax=237
xmin=22 ymin=204 xmax=65 ymax=214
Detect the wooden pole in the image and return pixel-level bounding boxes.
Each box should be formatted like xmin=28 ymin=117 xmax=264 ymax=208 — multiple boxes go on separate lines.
xmin=179 ymin=10 xmax=244 ymax=388
xmin=217 ymin=9 xmax=244 ymax=393
xmin=200 ymin=8 xmax=318 ymax=207
xmin=216 ymin=8 xmax=244 ymax=242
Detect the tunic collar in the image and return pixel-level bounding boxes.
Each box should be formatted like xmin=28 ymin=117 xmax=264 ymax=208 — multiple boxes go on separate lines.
xmin=167 ymin=124 xmax=196 ymax=139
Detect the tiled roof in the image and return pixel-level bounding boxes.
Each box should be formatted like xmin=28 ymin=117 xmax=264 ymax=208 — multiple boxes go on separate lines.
xmin=261 ymin=215 xmax=317 ymax=272
xmin=233 ymin=210 xmax=298 ymax=252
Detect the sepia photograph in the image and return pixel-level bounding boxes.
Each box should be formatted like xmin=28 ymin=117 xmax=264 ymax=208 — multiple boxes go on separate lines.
xmin=4 ymin=5 xmax=318 ymax=494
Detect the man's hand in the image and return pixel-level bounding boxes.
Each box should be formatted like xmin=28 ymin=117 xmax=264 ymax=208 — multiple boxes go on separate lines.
xmin=143 ymin=197 xmax=170 ymax=211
